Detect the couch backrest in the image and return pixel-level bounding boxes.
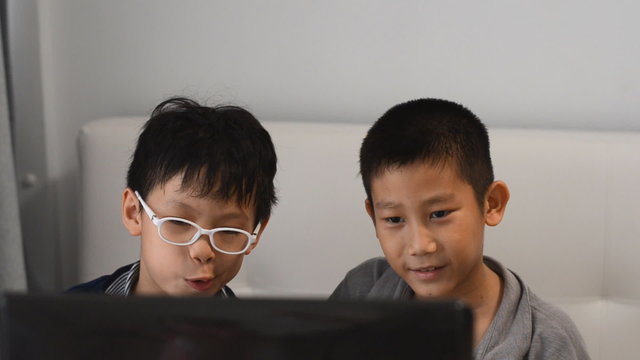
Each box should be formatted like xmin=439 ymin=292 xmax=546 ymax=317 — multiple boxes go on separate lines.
xmin=78 ymin=117 xmax=640 ymax=359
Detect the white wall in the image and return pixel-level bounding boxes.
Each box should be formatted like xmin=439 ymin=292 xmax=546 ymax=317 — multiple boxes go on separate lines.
xmin=29 ymin=0 xmax=640 ymax=289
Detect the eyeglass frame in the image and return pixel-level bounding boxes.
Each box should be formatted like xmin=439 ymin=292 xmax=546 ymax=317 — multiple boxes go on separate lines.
xmin=134 ymin=190 xmax=260 ymax=255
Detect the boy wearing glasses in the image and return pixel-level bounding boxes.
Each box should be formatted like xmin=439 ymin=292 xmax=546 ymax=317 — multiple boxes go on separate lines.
xmin=330 ymin=99 xmax=589 ymax=359
xmin=67 ymin=97 xmax=276 ymax=297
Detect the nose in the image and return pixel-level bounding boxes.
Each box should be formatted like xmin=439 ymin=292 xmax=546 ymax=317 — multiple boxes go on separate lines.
xmin=189 ymin=234 xmax=216 ymax=263
xmin=408 ymin=223 xmax=437 ymax=256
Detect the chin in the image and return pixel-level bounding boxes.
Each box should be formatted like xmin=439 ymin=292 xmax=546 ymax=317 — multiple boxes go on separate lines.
xmin=411 ymin=284 xmax=450 ymax=300
xmin=414 ymin=291 xmax=438 ymax=300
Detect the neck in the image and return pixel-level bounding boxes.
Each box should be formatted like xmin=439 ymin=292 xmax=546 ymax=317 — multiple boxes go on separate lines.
xmin=458 ymin=261 xmax=504 ymax=347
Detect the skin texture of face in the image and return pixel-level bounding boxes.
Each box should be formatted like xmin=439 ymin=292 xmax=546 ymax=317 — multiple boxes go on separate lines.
xmin=121 ymin=174 xmax=268 ymax=296
xmin=366 ymin=161 xmax=509 ymax=304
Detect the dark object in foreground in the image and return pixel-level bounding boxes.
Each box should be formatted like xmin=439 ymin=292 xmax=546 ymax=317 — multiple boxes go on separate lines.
xmin=1 ymin=293 xmax=472 ymax=360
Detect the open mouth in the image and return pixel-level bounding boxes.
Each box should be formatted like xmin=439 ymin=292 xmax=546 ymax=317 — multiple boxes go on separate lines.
xmin=410 ymin=265 xmax=444 ymax=280
xmin=416 ymin=266 xmax=439 ymax=272
xmin=186 ymin=278 xmax=214 ymax=292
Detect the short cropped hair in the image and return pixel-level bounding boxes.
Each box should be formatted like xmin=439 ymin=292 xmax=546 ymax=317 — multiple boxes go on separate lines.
xmin=127 ymin=97 xmax=277 ymax=224
xmin=360 ymin=98 xmax=493 ymax=207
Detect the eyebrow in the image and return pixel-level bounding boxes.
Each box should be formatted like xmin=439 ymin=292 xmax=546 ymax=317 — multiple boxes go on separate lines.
xmin=423 ymin=193 xmax=456 ymax=206
xmin=163 ymin=200 xmax=250 ymax=223
xmin=215 ymin=212 xmax=250 ymax=224
xmin=374 ymin=201 xmax=400 ymax=210
xmin=374 ymin=193 xmax=456 ymax=210
xmin=165 ymin=199 xmax=200 ymax=214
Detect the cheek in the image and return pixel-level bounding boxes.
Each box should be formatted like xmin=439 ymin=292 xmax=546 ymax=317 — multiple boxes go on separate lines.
xmin=214 ymin=255 xmax=243 ymax=285
xmin=445 ymin=223 xmax=485 ymax=257
xmin=376 ymin=229 xmax=404 ymax=255
xmin=215 ymin=255 xmax=244 ymax=279
xmin=140 ymin=232 xmax=184 ymax=266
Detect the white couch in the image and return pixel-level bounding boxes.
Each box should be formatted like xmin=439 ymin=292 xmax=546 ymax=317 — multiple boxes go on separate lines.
xmin=78 ymin=117 xmax=640 ymax=360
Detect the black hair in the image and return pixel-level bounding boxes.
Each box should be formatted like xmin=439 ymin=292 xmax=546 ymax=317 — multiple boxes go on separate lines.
xmin=360 ymin=98 xmax=493 ymax=207
xmin=127 ymin=97 xmax=277 ymax=225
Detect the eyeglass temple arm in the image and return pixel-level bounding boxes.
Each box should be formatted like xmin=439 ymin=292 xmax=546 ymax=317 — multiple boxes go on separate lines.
xmin=251 ymin=221 xmax=262 ymax=238
xmin=134 ymin=190 xmax=157 ymax=220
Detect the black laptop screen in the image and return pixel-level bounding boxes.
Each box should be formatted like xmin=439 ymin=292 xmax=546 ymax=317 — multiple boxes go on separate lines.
xmin=1 ymin=294 xmax=472 ymax=360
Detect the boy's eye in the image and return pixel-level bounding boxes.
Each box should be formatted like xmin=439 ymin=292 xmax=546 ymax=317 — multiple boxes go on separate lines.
xmin=384 ymin=217 xmax=404 ymax=224
xmin=430 ymin=210 xmax=450 ymax=219
xmin=169 ymin=219 xmax=191 ymax=227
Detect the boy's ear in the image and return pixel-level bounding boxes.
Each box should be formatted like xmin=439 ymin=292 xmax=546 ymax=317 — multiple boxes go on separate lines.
xmin=365 ymin=199 xmax=375 ymax=224
xmin=484 ymin=181 xmax=510 ymax=227
xmin=245 ymin=217 xmax=270 ymax=255
xmin=122 ymin=187 xmax=143 ymax=236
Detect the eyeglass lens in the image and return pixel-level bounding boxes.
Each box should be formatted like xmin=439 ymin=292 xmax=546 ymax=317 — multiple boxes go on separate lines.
xmin=159 ymin=219 xmax=249 ymax=252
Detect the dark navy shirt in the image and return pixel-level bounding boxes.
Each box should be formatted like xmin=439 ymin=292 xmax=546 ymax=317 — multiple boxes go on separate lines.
xmin=66 ymin=261 xmax=235 ymax=298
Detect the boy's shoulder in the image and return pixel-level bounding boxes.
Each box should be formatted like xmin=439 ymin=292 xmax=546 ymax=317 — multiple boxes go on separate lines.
xmin=526 ymin=290 xmax=591 ymax=359
xmin=330 ymin=257 xmax=410 ymax=300
xmin=479 ymin=257 xmax=590 ymax=359
xmin=345 ymin=256 xmax=392 ymax=279
xmin=65 ymin=262 xmax=137 ymax=294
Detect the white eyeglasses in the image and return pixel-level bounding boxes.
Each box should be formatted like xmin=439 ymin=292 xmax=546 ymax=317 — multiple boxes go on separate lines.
xmin=135 ymin=191 xmax=260 ymax=255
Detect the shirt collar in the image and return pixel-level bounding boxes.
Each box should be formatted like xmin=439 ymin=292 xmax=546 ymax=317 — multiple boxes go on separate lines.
xmin=105 ymin=261 xmax=232 ymax=298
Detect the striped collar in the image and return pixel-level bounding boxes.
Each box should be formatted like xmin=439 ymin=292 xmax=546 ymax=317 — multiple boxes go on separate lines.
xmin=104 ymin=261 xmax=231 ymax=298
xmin=105 ymin=261 xmax=140 ymax=296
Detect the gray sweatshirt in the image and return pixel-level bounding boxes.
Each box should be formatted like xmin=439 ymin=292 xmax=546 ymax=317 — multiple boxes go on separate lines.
xmin=330 ymin=256 xmax=591 ymax=360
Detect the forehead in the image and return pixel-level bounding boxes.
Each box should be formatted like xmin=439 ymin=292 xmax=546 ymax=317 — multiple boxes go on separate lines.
xmin=150 ymin=175 xmax=256 ymax=218
xmin=160 ymin=171 xmax=253 ymax=202
xmin=369 ymin=161 xmax=470 ymax=204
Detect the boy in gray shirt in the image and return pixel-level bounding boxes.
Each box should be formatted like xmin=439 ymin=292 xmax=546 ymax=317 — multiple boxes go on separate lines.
xmin=330 ymin=99 xmax=589 ymax=359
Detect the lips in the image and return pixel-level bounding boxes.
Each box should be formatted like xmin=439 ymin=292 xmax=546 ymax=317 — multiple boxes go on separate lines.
xmin=186 ymin=277 xmax=214 ymax=292
xmin=415 ymin=266 xmax=439 ymax=272
xmin=410 ymin=265 xmax=445 ymax=280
